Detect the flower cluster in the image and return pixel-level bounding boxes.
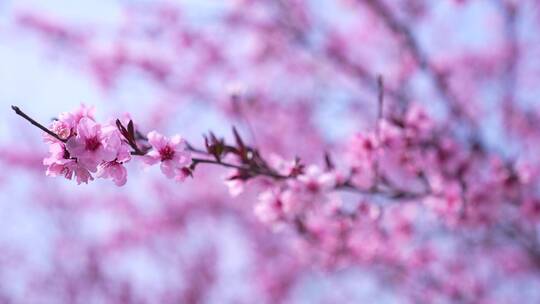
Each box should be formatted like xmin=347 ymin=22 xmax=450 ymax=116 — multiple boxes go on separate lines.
xmin=38 ymin=105 xmax=191 ymax=185
xmin=254 ymin=165 xmax=337 ymax=228
xmin=12 ymin=101 xmax=540 ymax=281
xmin=8 ymin=1 xmax=540 ymax=302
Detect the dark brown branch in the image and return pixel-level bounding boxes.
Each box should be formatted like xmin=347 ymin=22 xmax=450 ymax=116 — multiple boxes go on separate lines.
xmin=336 ymin=180 xmax=429 ymax=200
xmin=11 ymin=105 xmax=67 ymax=143
xmin=191 ymin=157 xmax=288 ymax=179
xmin=374 ymin=75 xmax=384 ymax=186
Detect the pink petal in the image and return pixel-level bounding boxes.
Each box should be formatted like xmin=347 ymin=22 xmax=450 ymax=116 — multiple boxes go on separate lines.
xmin=147 ymin=131 xmax=168 ymax=150
xmin=160 ymin=160 xmax=176 ymax=178
xmin=142 ymin=153 xmax=160 ymax=166
xmin=77 ymin=117 xmax=98 ymax=139
xmin=170 ymin=134 xmax=184 ymax=147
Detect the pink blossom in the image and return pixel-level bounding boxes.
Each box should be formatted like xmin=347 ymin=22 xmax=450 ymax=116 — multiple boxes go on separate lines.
xmin=59 ymin=104 xmax=96 ymax=126
xmin=143 ymin=131 xmax=191 ymax=181
xmin=43 ymin=143 xmax=93 ymax=184
xmin=95 ymin=125 xmax=132 ymax=186
xmin=224 ymin=170 xmax=245 ymax=196
xmin=223 ymin=168 xmax=251 ymax=196
xmin=269 ymin=154 xmax=298 ymax=176
xmin=43 ymin=120 xmax=71 ymax=143
xmin=378 ymin=120 xmax=403 ymax=147
xmin=43 ymin=105 xmax=95 ymax=143
xmin=265 ymin=166 xmax=337 ymax=217
xmin=424 ymin=180 xmax=463 ymax=219
xmin=175 ymin=167 xmax=192 ymax=182
xmin=65 ymin=117 xmax=117 ymax=171
xmin=225 ymin=179 xmax=244 ymax=196
xmin=357 ymin=201 xmax=381 ymax=220
xmin=348 ymin=132 xmax=379 ymax=164
xmin=296 ymin=165 xmax=336 ymax=194
xmin=9 ymin=2 xmax=540 ymax=302
xmin=405 ymin=104 xmax=433 ymax=138
xmin=96 ymin=161 xmax=127 ymax=186
xmin=254 ymin=189 xmax=285 ymax=225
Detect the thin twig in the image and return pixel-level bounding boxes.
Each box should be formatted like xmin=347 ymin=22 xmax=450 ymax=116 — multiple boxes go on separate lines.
xmin=336 ymin=180 xmax=429 ymax=201
xmin=373 ymin=75 xmax=384 ymax=187
xmin=11 ymin=105 xmax=67 ymax=143
xmin=191 ymin=157 xmax=287 ymax=179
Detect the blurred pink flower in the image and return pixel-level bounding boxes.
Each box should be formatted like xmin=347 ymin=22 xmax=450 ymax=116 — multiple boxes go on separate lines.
xmin=254 ymin=189 xmax=284 ymax=225
xmin=296 ymin=165 xmax=336 ymax=193
xmin=225 ymin=179 xmax=244 ymax=196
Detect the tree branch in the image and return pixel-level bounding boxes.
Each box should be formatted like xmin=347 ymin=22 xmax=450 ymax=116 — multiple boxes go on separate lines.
xmin=11 ymin=105 xmax=67 ymax=143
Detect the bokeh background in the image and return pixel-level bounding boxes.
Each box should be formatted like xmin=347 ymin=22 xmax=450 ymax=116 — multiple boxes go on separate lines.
xmin=1 ymin=0 xmax=540 ymax=303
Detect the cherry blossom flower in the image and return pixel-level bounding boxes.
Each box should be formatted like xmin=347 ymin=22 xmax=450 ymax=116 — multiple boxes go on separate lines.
xmin=96 ymin=161 xmax=127 ymax=186
xmin=254 ymin=189 xmax=285 ymax=226
xmin=43 ymin=142 xmax=93 ymax=184
xmin=269 ymin=154 xmax=299 ymax=177
xmin=42 ymin=105 xmax=94 ymax=143
xmin=9 ymin=2 xmax=540 ymax=302
xmin=405 ymin=104 xmax=433 ymax=138
xmin=45 ymin=120 xmax=71 ymax=142
xmin=279 ymin=189 xmax=305 ymax=216
xmin=424 ymin=180 xmax=463 ymax=220
xmin=143 ymin=131 xmax=191 ymax=181
xmin=295 ymin=165 xmax=336 ymax=194
xmin=348 ymin=132 xmax=379 ymax=164
xmin=65 ymin=117 xmax=117 ymax=171
xmin=60 ymin=104 xmax=96 ymax=126
xmin=225 ymin=179 xmax=244 ymax=196
xmin=224 ymin=170 xmax=244 ymax=196
xmin=95 ymin=124 xmax=132 ymax=186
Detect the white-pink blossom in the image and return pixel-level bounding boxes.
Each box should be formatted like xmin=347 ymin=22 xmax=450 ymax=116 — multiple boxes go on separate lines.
xmin=96 ymin=161 xmax=127 ymax=186
xmin=296 ymin=165 xmax=336 ymax=193
xmin=254 ymin=189 xmax=285 ymax=225
xmin=65 ymin=117 xmax=117 ymax=172
xmin=143 ymin=131 xmax=191 ymax=181
xmin=43 ymin=142 xmax=93 ymax=184
xmin=95 ymin=124 xmax=132 ymax=186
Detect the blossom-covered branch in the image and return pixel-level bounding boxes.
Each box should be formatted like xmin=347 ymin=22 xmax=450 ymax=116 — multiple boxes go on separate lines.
xmin=11 ymin=104 xmax=431 ymax=203
xmin=6 ymin=1 xmax=540 ymax=302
